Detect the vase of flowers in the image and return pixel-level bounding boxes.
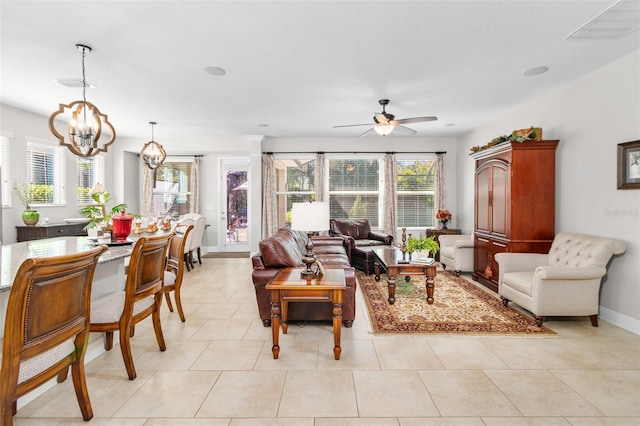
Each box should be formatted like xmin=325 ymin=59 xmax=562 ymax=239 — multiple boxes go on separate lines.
xmin=436 ymin=209 xmax=452 ymax=229
xmin=14 ymin=180 xmax=39 ymax=226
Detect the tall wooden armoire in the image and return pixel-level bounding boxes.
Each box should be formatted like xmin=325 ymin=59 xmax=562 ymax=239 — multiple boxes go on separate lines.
xmin=471 ymin=139 xmax=559 ymax=292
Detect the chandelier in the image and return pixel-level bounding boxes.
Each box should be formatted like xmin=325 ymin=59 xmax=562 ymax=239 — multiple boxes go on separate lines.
xmin=48 ymin=44 xmax=116 ymax=157
xmin=141 ymin=121 xmax=166 ymax=169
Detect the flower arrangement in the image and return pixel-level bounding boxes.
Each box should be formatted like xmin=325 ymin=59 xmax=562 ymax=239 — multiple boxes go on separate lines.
xmin=436 ymin=209 xmax=452 ymax=229
xmin=470 ymin=126 xmax=543 ymax=153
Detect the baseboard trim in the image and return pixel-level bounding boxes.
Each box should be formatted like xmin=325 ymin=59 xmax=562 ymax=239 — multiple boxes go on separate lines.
xmin=599 ymin=306 xmax=640 ymax=335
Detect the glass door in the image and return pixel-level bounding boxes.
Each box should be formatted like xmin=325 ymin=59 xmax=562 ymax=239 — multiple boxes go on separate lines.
xmin=220 ymin=159 xmax=250 ymax=251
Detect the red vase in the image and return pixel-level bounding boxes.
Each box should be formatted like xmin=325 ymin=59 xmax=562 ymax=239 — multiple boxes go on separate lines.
xmin=112 ymin=210 xmax=134 ymax=242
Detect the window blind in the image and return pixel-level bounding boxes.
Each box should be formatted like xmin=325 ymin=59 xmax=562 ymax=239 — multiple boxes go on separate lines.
xmin=27 ymin=138 xmax=66 ymax=206
xmin=0 ymin=132 xmax=12 ymax=207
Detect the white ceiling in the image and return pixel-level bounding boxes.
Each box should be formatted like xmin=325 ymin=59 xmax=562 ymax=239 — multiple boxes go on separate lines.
xmin=1 ymin=1 xmax=639 ymax=141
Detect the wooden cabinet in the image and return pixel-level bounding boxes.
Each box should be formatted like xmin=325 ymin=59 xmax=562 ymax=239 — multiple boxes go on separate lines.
xmin=16 ymin=223 xmax=88 ymax=242
xmin=426 ymin=228 xmax=462 ymax=261
xmin=471 ymin=139 xmax=558 ymax=292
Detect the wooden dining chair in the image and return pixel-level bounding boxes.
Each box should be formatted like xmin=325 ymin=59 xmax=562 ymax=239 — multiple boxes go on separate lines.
xmin=90 ymin=232 xmax=174 ymax=380
xmin=0 ymin=245 xmax=107 ymax=426
xmin=163 ymin=223 xmax=194 ymax=322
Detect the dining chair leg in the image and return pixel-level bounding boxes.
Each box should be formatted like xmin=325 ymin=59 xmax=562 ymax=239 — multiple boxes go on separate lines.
xmin=174 ymin=283 xmax=186 ymax=322
xmin=152 ymin=300 xmax=167 ymax=351
xmin=164 ymin=292 xmax=175 ymax=312
xmin=119 ymin=325 xmax=137 ymax=380
xmin=197 ymin=247 xmax=202 ymax=264
xmin=184 ymin=253 xmax=191 ymax=271
xmin=57 ymin=367 xmax=69 ymax=383
xmin=71 ymin=360 xmax=94 ymax=420
xmin=104 ymin=331 xmax=114 ymax=350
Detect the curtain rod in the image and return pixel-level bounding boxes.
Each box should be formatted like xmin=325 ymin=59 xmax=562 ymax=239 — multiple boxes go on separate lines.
xmin=137 ymin=154 xmax=203 ymax=158
xmin=263 ymin=151 xmax=446 ymax=155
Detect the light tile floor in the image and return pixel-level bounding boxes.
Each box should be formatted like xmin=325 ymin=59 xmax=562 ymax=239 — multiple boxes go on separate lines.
xmin=14 ymin=258 xmax=640 ymax=425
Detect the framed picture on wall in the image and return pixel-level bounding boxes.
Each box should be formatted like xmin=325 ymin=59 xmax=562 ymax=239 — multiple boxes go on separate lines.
xmin=617 ymin=140 xmax=640 ymax=190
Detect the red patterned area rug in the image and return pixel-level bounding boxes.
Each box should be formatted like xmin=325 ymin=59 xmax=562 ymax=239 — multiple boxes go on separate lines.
xmin=358 ymin=270 xmax=555 ymax=335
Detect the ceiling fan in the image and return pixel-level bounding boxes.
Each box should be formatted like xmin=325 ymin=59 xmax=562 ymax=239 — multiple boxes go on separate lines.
xmin=333 ymin=99 xmax=437 ymax=137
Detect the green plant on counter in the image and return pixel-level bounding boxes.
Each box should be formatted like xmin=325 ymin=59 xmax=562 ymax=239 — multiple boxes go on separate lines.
xmin=80 ymin=190 xmax=131 ymax=230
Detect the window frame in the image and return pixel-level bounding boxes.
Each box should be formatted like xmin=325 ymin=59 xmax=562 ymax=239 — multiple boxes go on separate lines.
xmin=273 ymin=154 xmax=316 ymax=228
xmin=395 ymin=154 xmax=437 ymax=230
xmin=77 ymin=155 xmax=105 ymax=205
xmin=152 ymin=157 xmax=193 ymax=218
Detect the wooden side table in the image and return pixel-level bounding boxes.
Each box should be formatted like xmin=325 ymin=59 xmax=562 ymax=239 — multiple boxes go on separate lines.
xmin=426 ymin=228 xmax=462 ymax=261
xmin=266 ymin=268 xmax=346 ymax=360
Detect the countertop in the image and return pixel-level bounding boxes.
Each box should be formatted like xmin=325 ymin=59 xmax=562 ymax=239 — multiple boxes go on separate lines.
xmin=0 ymin=236 xmax=133 ymax=292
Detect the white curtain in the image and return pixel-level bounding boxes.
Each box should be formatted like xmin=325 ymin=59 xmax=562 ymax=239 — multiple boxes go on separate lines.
xmin=190 ymin=156 xmax=201 ymax=214
xmin=262 ymin=153 xmax=278 ymax=238
xmin=434 ymin=153 xmax=445 ymax=216
xmin=141 ymin=157 xmax=154 ymax=218
xmin=383 ymin=153 xmax=397 ymax=238
xmin=314 ymin=152 xmax=326 ymax=202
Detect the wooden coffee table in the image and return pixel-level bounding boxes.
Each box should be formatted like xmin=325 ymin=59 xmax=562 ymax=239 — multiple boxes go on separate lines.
xmin=371 ymin=247 xmax=437 ymax=305
xmin=265 ymin=268 xmax=346 ymax=360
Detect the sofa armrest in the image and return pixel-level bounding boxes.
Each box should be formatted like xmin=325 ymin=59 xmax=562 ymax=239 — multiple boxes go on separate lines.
xmin=368 ymin=230 xmax=394 ymax=245
xmin=252 ymin=255 xmax=265 ymax=269
xmin=495 ymin=252 xmax=548 ymax=273
xmin=535 ymin=265 xmax=606 ymax=281
xmin=439 ymin=234 xmax=472 ymax=248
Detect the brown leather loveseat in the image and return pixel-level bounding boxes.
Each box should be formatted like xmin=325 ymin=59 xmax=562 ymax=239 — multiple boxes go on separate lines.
xmin=329 ymin=218 xmax=394 ymax=274
xmin=251 ymin=228 xmax=357 ymax=327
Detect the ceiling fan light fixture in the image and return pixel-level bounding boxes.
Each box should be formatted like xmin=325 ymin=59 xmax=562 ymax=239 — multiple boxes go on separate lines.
xmin=374 ymin=124 xmax=394 ymax=136
xmin=48 ymin=44 xmax=116 ymax=157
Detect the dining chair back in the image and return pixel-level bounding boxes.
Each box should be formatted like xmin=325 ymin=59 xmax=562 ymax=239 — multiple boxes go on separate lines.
xmin=90 ymin=232 xmax=174 ymax=380
xmin=164 ymin=223 xmax=194 ymax=322
xmin=0 ymin=245 xmax=107 ymax=426
xmin=178 ymin=217 xmax=196 ymax=270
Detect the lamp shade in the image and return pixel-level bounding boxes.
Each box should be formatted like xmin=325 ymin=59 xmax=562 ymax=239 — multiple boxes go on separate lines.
xmin=291 ymin=202 xmax=330 ymax=232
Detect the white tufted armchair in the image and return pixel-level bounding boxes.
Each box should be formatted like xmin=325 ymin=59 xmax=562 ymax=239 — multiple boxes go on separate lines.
xmin=495 ymin=232 xmax=626 ymax=327
xmin=439 ymin=234 xmax=474 ymax=276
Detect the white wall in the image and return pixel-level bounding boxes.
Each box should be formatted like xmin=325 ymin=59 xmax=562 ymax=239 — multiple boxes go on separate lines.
xmin=459 ymin=49 xmax=640 ymax=331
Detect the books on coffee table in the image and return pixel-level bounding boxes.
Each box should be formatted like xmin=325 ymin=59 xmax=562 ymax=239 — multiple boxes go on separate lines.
xmin=411 ymin=257 xmax=435 ymax=265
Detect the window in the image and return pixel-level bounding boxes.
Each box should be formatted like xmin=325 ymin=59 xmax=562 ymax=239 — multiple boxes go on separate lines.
xmin=328 ymin=158 xmax=380 ymax=228
xmin=274 ymin=157 xmax=315 ymax=228
xmin=26 ymin=139 xmax=66 ymax=206
xmin=77 ymin=155 xmax=104 ymax=204
xmin=0 ymin=131 xmax=11 ymax=207
xmin=397 ymin=157 xmax=436 ymax=228
xmin=153 ymin=159 xmax=192 ymax=218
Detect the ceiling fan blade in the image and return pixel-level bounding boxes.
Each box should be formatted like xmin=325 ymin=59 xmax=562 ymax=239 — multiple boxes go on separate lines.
xmin=333 ymin=123 xmax=375 ymax=128
xmin=359 ymin=128 xmax=375 ymax=137
xmin=393 ymin=125 xmax=418 ymax=135
xmin=394 ymin=116 xmax=438 ymax=125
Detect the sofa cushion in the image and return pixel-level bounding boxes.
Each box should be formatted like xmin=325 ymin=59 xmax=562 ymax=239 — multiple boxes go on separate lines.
xmin=258 ymin=229 xmax=303 ymax=267
xmin=330 ymin=218 xmax=371 ymax=240
xmin=502 ymin=271 xmax=535 ymax=297
xmin=354 ymin=238 xmax=387 ymax=247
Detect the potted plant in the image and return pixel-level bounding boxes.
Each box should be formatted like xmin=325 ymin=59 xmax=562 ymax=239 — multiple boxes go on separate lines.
xmin=406 ymin=234 xmax=440 ymax=260
xmin=14 ymin=180 xmax=39 ymax=225
xmin=80 ymin=188 xmax=128 ymax=233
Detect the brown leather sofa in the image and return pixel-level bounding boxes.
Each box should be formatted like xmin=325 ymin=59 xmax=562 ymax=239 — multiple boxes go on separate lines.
xmin=329 ymin=218 xmax=394 ymax=274
xmin=251 ymin=228 xmax=357 ymax=327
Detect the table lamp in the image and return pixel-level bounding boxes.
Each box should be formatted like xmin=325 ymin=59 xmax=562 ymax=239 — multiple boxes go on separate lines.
xmin=291 ymin=202 xmax=330 ymax=279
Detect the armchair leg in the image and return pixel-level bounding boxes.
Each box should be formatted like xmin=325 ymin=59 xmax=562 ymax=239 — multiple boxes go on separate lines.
xmin=535 ymin=316 xmax=545 ymax=327
xmin=501 ymin=296 xmax=509 ymax=307
xmin=589 ymin=314 xmax=599 ymax=327
xmin=454 ymin=270 xmax=461 ymax=277
xmin=262 ymin=319 xmax=271 ymax=327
